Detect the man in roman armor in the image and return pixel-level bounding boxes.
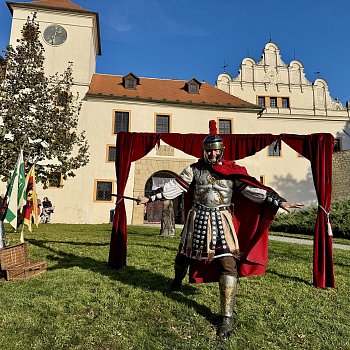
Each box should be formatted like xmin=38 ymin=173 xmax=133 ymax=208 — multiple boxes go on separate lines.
xmin=137 ymin=120 xmax=303 ymax=339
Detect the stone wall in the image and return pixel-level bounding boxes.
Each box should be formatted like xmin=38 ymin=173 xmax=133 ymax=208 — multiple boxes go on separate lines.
xmin=332 ymin=150 xmax=350 ymax=200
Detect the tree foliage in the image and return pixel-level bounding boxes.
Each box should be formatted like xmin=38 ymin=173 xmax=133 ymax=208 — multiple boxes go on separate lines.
xmin=0 ymin=14 xmax=89 ymax=184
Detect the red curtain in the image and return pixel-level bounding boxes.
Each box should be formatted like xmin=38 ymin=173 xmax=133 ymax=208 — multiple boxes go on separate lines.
xmin=109 ymin=132 xmax=335 ymax=288
xmin=281 ymin=133 xmax=335 ymax=288
xmin=108 ymin=132 xmax=160 ymax=268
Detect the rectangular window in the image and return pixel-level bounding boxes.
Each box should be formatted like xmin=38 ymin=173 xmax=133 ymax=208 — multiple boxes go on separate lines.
xmin=258 ymin=96 xmax=265 ymax=107
xmin=189 ymin=84 xmax=199 ymax=94
xmin=156 ymin=114 xmax=170 ymax=133
xmin=56 ymin=92 xmax=69 ymax=108
xmin=268 ymin=140 xmax=281 ymax=156
xmin=107 ymin=145 xmax=117 ymax=162
xmin=281 ymin=97 xmax=289 ymax=108
xmin=126 ymin=78 xmax=136 ymax=89
xmin=114 ymin=111 xmax=129 ymax=134
xmin=48 ymin=172 xmax=63 ymax=188
xmin=334 ymin=138 xmax=342 ymax=152
xmin=95 ymin=180 xmax=113 ymax=201
xmin=219 ymin=119 xmax=232 ymax=134
xmin=270 ymin=97 xmax=277 ymax=108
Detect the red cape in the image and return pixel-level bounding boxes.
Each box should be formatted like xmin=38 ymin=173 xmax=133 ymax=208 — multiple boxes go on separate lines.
xmin=187 ymin=160 xmax=279 ymax=283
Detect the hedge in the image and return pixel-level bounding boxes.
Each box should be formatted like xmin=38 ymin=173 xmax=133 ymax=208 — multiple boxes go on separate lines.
xmin=270 ymin=198 xmax=350 ymax=238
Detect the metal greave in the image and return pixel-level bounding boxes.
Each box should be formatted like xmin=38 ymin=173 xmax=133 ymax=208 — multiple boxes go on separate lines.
xmin=219 ymin=275 xmax=238 ymax=317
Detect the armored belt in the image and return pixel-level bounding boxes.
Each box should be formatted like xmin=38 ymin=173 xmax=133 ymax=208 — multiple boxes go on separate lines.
xmin=194 ymin=203 xmax=229 ymax=212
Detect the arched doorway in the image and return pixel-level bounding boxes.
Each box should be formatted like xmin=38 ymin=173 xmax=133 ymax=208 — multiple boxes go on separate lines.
xmin=144 ymin=171 xmax=184 ymax=224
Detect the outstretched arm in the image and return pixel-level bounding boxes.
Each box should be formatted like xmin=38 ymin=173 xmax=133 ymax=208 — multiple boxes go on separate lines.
xmin=280 ymin=202 xmax=304 ymax=213
xmin=237 ymin=181 xmax=304 ymax=211
xmin=137 ymin=165 xmax=194 ymax=206
xmin=265 ymin=191 xmax=304 ymax=212
xmin=137 ymin=178 xmax=186 ymax=205
xmin=137 ymin=195 xmax=150 ymax=205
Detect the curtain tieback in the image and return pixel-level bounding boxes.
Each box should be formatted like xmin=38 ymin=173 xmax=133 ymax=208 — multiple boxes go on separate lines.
xmin=318 ymin=204 xmax=333 ymax=237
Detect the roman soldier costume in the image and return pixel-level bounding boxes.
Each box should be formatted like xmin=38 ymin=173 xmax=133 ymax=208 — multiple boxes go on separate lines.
xmin=144 ymin=120 xmax=286 ymax=338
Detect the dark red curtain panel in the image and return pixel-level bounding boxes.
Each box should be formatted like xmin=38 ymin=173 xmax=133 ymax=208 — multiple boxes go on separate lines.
xmin=109 ymin=131 xmax=335 ymax=288
xmin=282 ymin=133 xmax=335 ymax=288
xmin=221 ymin=134 xmax=277 ymax=160
xmin=160 ymin=133 xmax=203 ymax=158
xmin=108 ymin=132 xmax=159 ymax=268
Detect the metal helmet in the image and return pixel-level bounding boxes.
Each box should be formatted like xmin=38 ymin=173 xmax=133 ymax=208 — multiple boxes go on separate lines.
xmin=202 ymin=120 xmax=225 ymax=164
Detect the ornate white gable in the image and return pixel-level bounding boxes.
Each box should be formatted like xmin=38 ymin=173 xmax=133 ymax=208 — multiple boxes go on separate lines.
xmin=217 ymin=41 xmax=346 ymax=111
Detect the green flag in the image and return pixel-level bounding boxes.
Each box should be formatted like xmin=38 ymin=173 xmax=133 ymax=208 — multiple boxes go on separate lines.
xmin=18 ymin=153 xmax=26 ymax=211
xmin=4 ymin=149 xmax=25 ymax=230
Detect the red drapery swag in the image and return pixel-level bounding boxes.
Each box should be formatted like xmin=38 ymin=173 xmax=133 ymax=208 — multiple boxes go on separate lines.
xmin=109 ymin=131 xmax=335 ymax=288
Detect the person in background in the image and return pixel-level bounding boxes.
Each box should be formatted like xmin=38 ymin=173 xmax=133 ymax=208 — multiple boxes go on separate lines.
xmin=137 ymin=120 xmax=303 ymax=339
xmin=160 ymin=199 xmax=176 ymax=237
xmin=0 ymin=194 xmax=7 ymax=218
xmin=40 ymin=197 xmax=54 ymax=223
xmin=37 ymin=198 xmax=42 ymax=217
xmin=0 ymin=194 xmax=6 ymax=248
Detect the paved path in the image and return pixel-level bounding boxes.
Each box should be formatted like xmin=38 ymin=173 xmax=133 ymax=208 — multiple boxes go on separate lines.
xmin=269 ymin=235 xmax=350 ymax=251
xmin=143 ymin=224 xmax=350 ymax=251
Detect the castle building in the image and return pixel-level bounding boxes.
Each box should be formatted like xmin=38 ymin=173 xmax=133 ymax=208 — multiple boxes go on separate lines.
xmin=3 ymin=1 xmax=349 ymax=224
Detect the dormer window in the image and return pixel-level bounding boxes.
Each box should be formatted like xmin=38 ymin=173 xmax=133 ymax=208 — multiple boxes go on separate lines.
xmin=185 ymin=78 xmax=201 ymax=94
xmin=122 ymin=73 xmax=140 ymax=90
xmin=189 ymin=83 xmax=199 ymax=94
xmin=126 ymin=78 xmax=136 ymax=89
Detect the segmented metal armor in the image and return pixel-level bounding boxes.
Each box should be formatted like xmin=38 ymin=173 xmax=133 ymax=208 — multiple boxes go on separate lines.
xmin=148 ymin=164 xmax=268 ymax=261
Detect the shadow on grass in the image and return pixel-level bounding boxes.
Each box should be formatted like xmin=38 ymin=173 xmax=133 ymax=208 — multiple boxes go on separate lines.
xmin=333 ymin=254 xmax=350 ymax=268
xmin=128 ymin=241 xmax=178 ymax=252
xmin=268 ymin=248 xmax=312 ymax=264
xmin=266 ymin=268 xmax=311 ymax=286
xmin=27 ymin=239 xmax=109 ymax=247
xmin=27 ymin=238 xmax=218 ymax=325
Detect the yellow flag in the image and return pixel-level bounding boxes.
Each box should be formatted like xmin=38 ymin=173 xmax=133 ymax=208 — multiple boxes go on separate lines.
xmin=22 ymin=165 xmax=39 ymax=232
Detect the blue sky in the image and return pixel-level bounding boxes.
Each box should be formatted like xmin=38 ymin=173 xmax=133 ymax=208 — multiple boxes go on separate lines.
xmin=1 ymin=0 xmax=349 ymax=103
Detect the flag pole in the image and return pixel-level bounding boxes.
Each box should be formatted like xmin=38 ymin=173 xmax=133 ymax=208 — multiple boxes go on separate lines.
xmin=0 ymin=220 xmax=6 ymax=249
xmin=0 ymin=162 xmax=11 ymax=248
xmin=20 ymin=225 xmax=24 ymax=244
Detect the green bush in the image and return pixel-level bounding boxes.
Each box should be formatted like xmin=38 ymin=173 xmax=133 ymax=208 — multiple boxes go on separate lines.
xmin=270 ymin=198 xmax=350 ymax=238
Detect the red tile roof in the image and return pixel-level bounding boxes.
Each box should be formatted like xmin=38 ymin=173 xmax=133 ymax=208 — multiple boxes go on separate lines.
xmin=87 ymin=74 xmax=260 ymax=110
xmin=7 ymin=0 xmax=90 ymax=13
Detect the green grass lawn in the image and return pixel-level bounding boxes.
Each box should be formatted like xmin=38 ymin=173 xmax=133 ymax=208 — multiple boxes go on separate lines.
xmin=0 ymin=224 xmax=349 ymax=350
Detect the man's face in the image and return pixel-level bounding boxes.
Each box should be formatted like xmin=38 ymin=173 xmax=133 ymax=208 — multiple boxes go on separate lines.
xmin=205 ymin=149 xmax=221 ymax=164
